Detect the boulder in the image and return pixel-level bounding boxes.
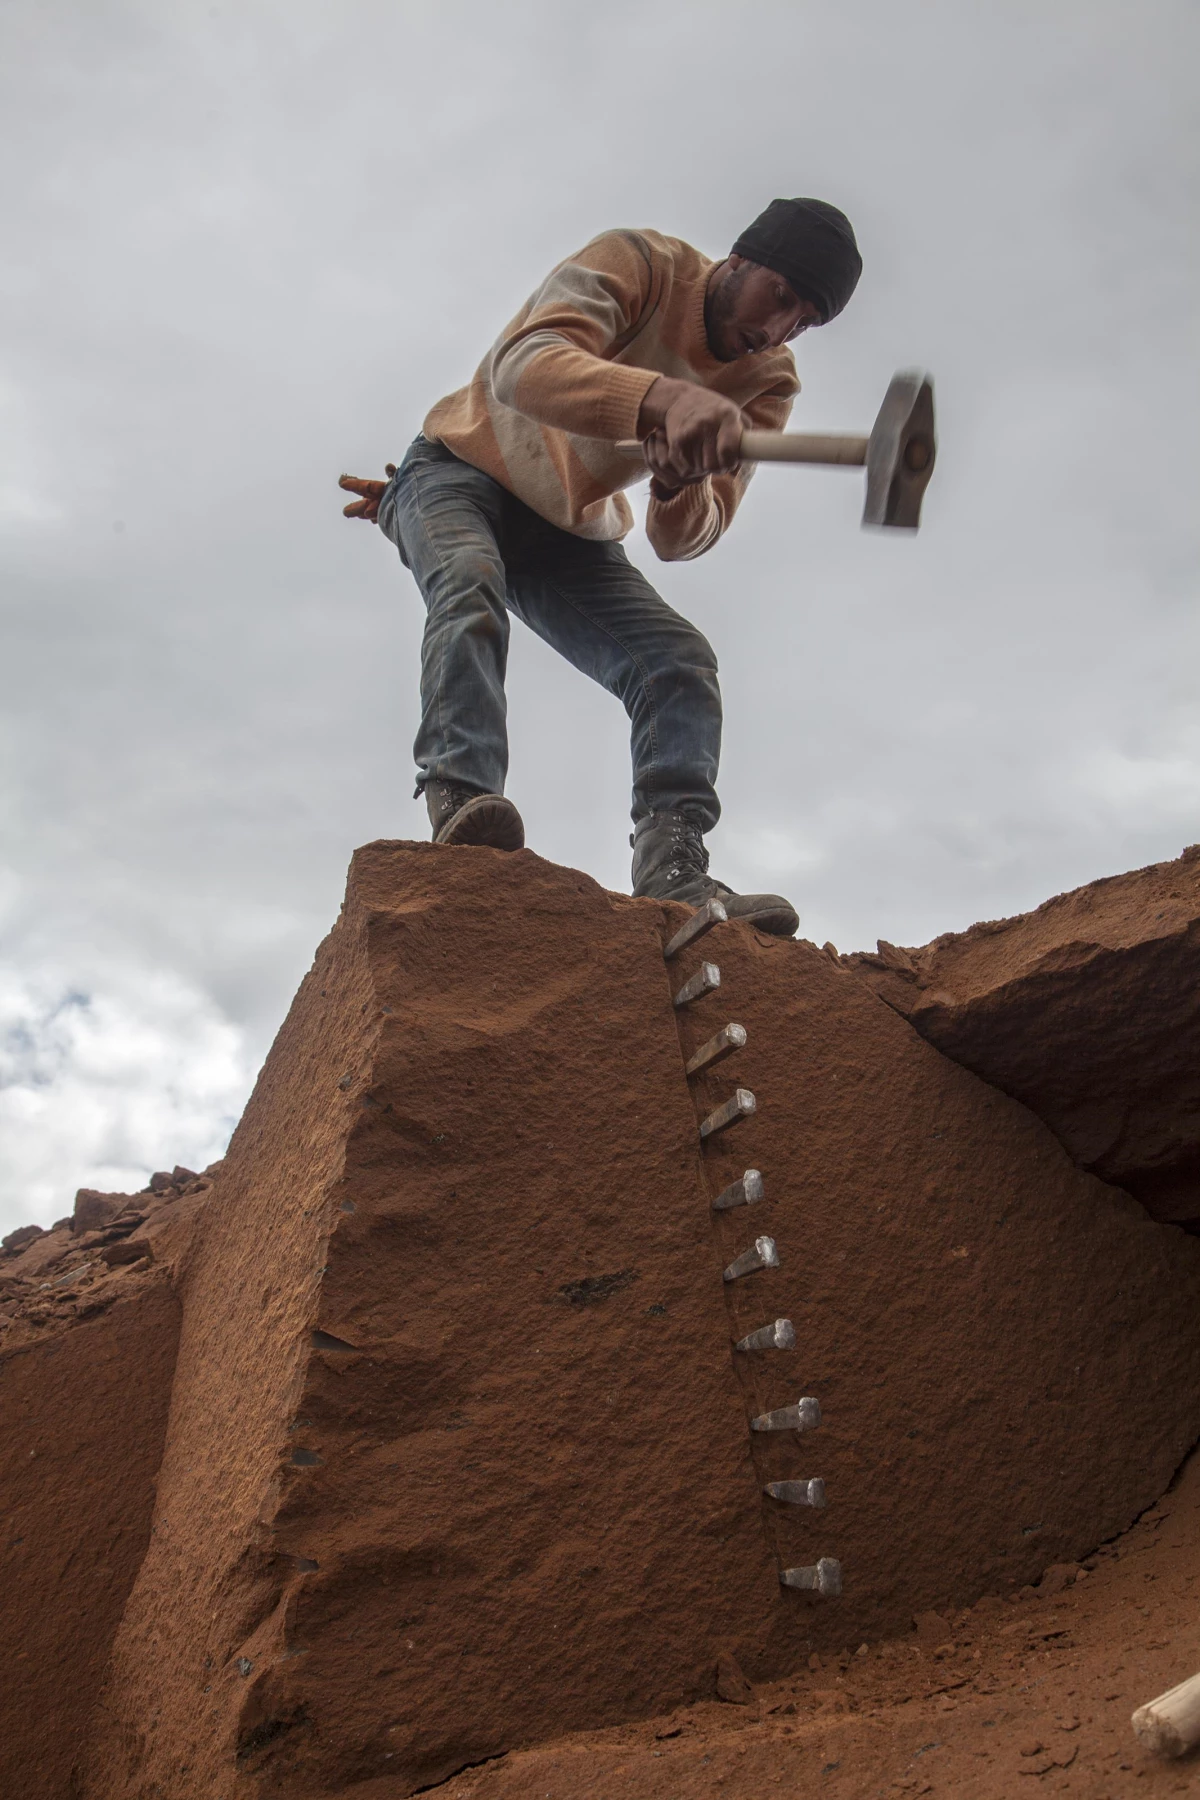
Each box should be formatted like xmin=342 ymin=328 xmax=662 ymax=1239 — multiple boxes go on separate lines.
xmin=1 ymin=1223 xmax=44 ymax=1255
xmin=843 ymin=845 xmax=1200 ymax=1227
xmin=71 ymin=1189 xmax=126 ymax=1237
xmin=81 ymin=842 xmax=1200 ymax=1799
xmin=5 ymin=1224 xmax=74 ymax=1280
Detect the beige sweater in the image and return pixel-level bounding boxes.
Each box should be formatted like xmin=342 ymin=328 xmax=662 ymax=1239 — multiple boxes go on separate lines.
xmin=423 ymin=229 xmax=799 ymax=562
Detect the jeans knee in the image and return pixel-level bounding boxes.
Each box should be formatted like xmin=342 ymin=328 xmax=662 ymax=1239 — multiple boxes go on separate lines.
xmin=628 ymin=622 xmax=715 ymax=697
xmin=660 ymin=623 xmax=718 ymax=690
xmin=688 ymin=627 xmax=719 ymax=679
xmin=420 ymin=547 xmax=506 ymax=623
xmin=446 ymin=548 xmax=504 ymax=595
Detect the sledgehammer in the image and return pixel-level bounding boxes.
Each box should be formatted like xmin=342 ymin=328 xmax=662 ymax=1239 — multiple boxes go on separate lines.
xmin=618 ymin=368 xmax=936 ymax=530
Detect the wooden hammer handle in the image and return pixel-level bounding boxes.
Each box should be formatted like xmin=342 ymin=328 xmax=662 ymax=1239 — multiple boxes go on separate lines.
xmin=615 ymin=432 xmax=868 ymax=468
xmin=1132 ymin=1670 xmax=1200 ymax=1757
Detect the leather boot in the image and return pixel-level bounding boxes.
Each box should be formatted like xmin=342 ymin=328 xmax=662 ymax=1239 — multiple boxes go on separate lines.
xmin=630 ymin=811 xmax=798 ymax=938
xmin=425 ymin=780 xmax=525 ymax=851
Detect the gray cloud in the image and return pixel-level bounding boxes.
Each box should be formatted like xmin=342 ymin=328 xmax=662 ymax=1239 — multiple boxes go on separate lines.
xmin=2 ymin=0 xmax=1197 ymax=1228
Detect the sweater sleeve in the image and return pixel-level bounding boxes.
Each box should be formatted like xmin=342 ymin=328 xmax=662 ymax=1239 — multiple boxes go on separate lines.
xmin=645 ymin=375 xmax=797 ymax=562
xmin=489 ymin=231 xmax=663 ymax=443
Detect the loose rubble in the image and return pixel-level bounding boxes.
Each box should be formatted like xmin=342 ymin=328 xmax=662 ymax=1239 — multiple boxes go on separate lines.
xmin=0 ymin=1163 xmax=220 ymax=1352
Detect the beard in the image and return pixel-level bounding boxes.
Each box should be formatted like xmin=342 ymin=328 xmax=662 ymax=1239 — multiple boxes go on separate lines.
xmin=704 ymin=262 xmax=755 ymax=362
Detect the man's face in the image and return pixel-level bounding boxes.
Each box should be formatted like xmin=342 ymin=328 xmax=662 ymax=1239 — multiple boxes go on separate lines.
xmin=705 ymin=254 xmax=822 ymax=362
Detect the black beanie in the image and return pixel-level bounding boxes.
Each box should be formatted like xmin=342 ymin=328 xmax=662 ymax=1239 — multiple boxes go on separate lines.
xmin=731 ymin=197 xmax=862 ymax=323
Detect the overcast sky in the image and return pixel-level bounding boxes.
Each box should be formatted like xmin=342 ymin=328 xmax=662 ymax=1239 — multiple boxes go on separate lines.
xmin=1 ymin=0 xmax=1197 ymax=1232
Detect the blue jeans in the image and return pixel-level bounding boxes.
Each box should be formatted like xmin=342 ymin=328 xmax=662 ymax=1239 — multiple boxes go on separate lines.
xmin=377 ymin=436 xmax=722 ymax=829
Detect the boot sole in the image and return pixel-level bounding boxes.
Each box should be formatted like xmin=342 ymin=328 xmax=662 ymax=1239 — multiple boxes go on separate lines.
xmin=731 ymin=904 xmax=800 ymax=939
xmin=713 ymin=897 xmax=800 ymax=938
xmin=434 ymin=794 xmax=526 ymax=852
xmin=632 ymin=883 xmax=800 ymax=939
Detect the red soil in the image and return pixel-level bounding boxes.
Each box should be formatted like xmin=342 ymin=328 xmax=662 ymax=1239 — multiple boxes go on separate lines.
xmin=439 ymin=1444 xmax=1200 ymax=1799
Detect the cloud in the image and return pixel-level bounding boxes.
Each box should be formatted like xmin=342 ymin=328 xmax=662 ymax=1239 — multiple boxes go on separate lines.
xmin=0 ymin=959 xmax=250 ymax=1229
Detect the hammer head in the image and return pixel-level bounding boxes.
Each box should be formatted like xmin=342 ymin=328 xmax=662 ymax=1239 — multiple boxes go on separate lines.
xmin=863 ymin=369 xmax=936 ymax=530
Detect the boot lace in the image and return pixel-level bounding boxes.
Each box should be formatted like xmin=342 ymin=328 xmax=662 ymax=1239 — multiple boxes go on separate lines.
xmin=664 ymin=814 xmax=710 ymax=887
xmin=432 ymin=780 xmax=480 ymax=824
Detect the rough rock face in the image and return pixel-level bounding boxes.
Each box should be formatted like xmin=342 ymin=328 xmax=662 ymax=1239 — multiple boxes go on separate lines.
xmin=359 ymin=1445 xmax=1200 ymax=1800
xmin=842 ymin=845 xmax=1200 ymax=1227
xmin=684 ymin=915 xmax=1200 ymax=1623
xmin=85 ymin=846 xmax=782 ymax=1798
xmin=74 ymin=843 xmax=1200 ymax=1800
xmin=0 ymin=1173 xmax=217 ymax=1799
xmin=0 ymin=1279 xmax=183 ymax=1800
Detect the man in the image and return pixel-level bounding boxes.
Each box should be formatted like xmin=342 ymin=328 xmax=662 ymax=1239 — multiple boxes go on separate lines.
xmin=340 ymin=197 xmax=862 ymax=937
